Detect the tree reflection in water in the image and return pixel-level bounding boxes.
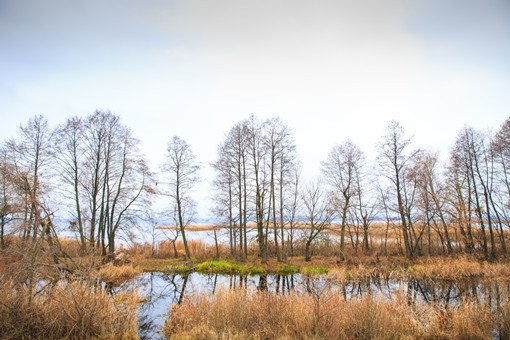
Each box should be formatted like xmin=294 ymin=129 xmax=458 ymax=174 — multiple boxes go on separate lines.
xmin=114 ymin=272 xmax=510 ymax=339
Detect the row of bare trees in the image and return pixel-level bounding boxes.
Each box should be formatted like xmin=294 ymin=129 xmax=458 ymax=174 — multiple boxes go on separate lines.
xmin=212 ymin=115 xmax=510 ymax=261
xmin=3 ymin=111 xmax=510 ymax=261
xmin=0 ymin=111 xmax=203 ymax=259
xmin=0 ymin=112 xmax=156 ymax=255
xmin=211 ymin=115 xmax=305 ymax=262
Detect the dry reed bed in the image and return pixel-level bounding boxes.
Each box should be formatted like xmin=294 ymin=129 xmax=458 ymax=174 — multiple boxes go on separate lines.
xmin=165 ymin=288 xmax=509 ymax=339
xmin=0 ymin=278 xmax=140 ymax=339
xmin=96 ymin=263 xmax=142 ymax=285
xmin=327 ymin=256 xmax=510 ymax=283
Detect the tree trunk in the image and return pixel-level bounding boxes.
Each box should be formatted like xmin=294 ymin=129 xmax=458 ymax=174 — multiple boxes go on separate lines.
xmin=339 ymin=194 xmax=350 ymax=261
xmin=305 ymin=240 xmax=312 ymax=262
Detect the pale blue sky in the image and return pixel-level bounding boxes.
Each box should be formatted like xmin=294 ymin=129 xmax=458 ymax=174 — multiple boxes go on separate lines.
xmin=1 ymin=0 xmax=509 ymax=217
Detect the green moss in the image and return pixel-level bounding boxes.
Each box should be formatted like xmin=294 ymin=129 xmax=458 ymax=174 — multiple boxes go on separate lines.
xmin=301 ymin=266 xmax=330 ymax=276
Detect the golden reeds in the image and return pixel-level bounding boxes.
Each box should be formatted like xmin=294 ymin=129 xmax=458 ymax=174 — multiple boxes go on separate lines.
xmin=0 ymin=278 xmax=140 ymax=339
xmin=164 ymin=287 xmax=508 ymax=339
xmin=96 ymin=263 xmax=141 ymax=285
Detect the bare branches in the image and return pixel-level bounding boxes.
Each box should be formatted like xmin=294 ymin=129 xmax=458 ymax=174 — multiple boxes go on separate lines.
xmin=164 ymin=136 xmax=201 ymax=259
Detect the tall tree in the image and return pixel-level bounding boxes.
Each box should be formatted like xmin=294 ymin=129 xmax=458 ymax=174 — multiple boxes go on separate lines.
xmin=451 ymin=127 xmax=497 ymax=259
xmin=71 ymin=110 xmax=153 ymax=255
xmin=377 ymin=121 xmax=419 ymax=258
xmin=322 ymin=139 xmax=364 ymax=260
xmin=0 ymin=145 xmax=19 ymax=249
xmin=409 ymin=151 xmax=453 ymax=254
xmin=6 ymin=115 xmax=54 ymax=242
xmin=263 ymin=117 xmax=296 ymax=261
xmin=245 ymin=114 xmax=269 ymax=262
xmin=211 ymin=140 xmax=237 ymax=255
xmin=54 ymin=116 xmax=87 ymax=252
xmin=301 ymin=179 xmax=334 ymax=262
xmin=164 ymin=136 xmax=200 ymax=259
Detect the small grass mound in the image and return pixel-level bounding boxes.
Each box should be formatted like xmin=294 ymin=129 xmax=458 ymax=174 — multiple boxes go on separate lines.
xmin=301 ymin=265 xmax=330 ymax=276
xmin=163 ymin=264 xmax=194 ymax=274
xmin=195 ymin=261 xmax=266 ymax=276
xmin=275 ymin=263 xmax=299 ymax=275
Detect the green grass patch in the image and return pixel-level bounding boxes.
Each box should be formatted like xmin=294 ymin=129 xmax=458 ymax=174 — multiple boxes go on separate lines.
xmin=195 ymin=261 xmax=266 ymax=276
xmin=276 ymin=263 xmax=299 ymax=275
xmin=163 ymin=264 xmax=194 ymax=274
xmin=301 ymin=266 xmax=330 ymax=275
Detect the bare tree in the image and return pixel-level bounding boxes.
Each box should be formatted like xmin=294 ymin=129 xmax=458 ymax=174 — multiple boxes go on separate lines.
xmin=284 ymin=165 xmax=301 ymax=256
xmin=0 ymin=144 xmax=19 ymax=249
xmin=66 ymin=110 xmax=154 ymax=255
xmin=263 ymin=117 xmax=296 ymax=261
xmin=164 ymin=136 xmax=200 ymax=259
xmin=211 ymin=142 xmax=236 ymax=255
xmin=54 ymin=116 xmax=87 ymax=252
xmin=245 ymin=114 xmax=269 ymax=262
xmin=377 ymin=121 xmax=419 ymax=258
xmin=450 ymin=127 xmax=497 ymax=259
xmin=82 ymin=111 xmax=111 ymax=250
xmin=6 ymin=115 xmax=54 ymax=242
xmin=223 ymin=121 xmax=250 ymax=258
xmin=322 ymin=139 xmax=364 ymax=260
xmin=301 ymin=179 xmax=334 ymax=262
xmin=103 ymin=127 xmax=152 ymax=255
xmin=408 ymin=151 xmax=454 ymax=255
xmin=351 ymin=161 xmax=378 ymax=253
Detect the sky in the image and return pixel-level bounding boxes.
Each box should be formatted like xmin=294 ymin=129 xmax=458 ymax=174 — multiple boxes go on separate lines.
xmin=1 ymin=0 xmax=510 ymax=218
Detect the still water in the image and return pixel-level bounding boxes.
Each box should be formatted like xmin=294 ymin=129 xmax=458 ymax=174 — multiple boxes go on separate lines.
xmin=112 ymin=272 xmax=510 ymax=339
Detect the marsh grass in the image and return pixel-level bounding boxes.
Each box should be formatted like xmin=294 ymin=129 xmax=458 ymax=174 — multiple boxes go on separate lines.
xmin=0 ymin=236 xmax=142 ymax=339
xmin=129 ymin=239 xmax=230 ymax=261
xmin=0 ymin=277 xmax=140 ymax=339
xmin=97 ymin=263 xmax=141 ymax=285
xmin=327 ymin=255 xmax=510 ymax=283
xmin=164 ymin=287 xmax=510 ymax=339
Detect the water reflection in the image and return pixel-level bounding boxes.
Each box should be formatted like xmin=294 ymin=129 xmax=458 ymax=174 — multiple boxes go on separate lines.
xmin=126 ymin=272 xmax=510 ymax=339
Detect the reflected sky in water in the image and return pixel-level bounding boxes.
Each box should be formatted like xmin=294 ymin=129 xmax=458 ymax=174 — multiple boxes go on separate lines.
xmin=117 ymin=272 xmax=509 ymax=339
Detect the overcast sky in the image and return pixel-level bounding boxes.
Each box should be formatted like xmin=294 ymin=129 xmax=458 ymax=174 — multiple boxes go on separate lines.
xmin=1 ymin=0 xmax=510 ymax=218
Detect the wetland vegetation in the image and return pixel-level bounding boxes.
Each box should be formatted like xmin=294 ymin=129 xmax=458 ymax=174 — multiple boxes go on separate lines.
xmin=2 ymin=112 xmax=510 ymax=338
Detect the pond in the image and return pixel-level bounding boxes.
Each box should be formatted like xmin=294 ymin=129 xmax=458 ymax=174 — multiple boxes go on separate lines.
xmin=113 ymin=272 xmax=510 ymax=339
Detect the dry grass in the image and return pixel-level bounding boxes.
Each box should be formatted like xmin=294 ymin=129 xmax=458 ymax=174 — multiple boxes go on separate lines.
xmin=0 ymin=236 xmax=142 ymax=339
xmin=328 ymin=255 xmax=510 ymax=283
xmin=96 ymin=263 xmax=141 ymax=285
xmin=157 ymin=225 xmax=223 ymax=231
xmin=164 ymin=287 xmax=509 ymax=339
xmin=129 ymin=239 xmax=230 ymax=261
xmin=404 ymin=255 xmax=510 ymax=280
xmin=0 ymin=277 xmax=140 ymax=339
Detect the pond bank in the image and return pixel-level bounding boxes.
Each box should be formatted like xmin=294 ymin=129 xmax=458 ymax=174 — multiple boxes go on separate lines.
xmin=133 ymin=255 xmax=510 ymax=280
